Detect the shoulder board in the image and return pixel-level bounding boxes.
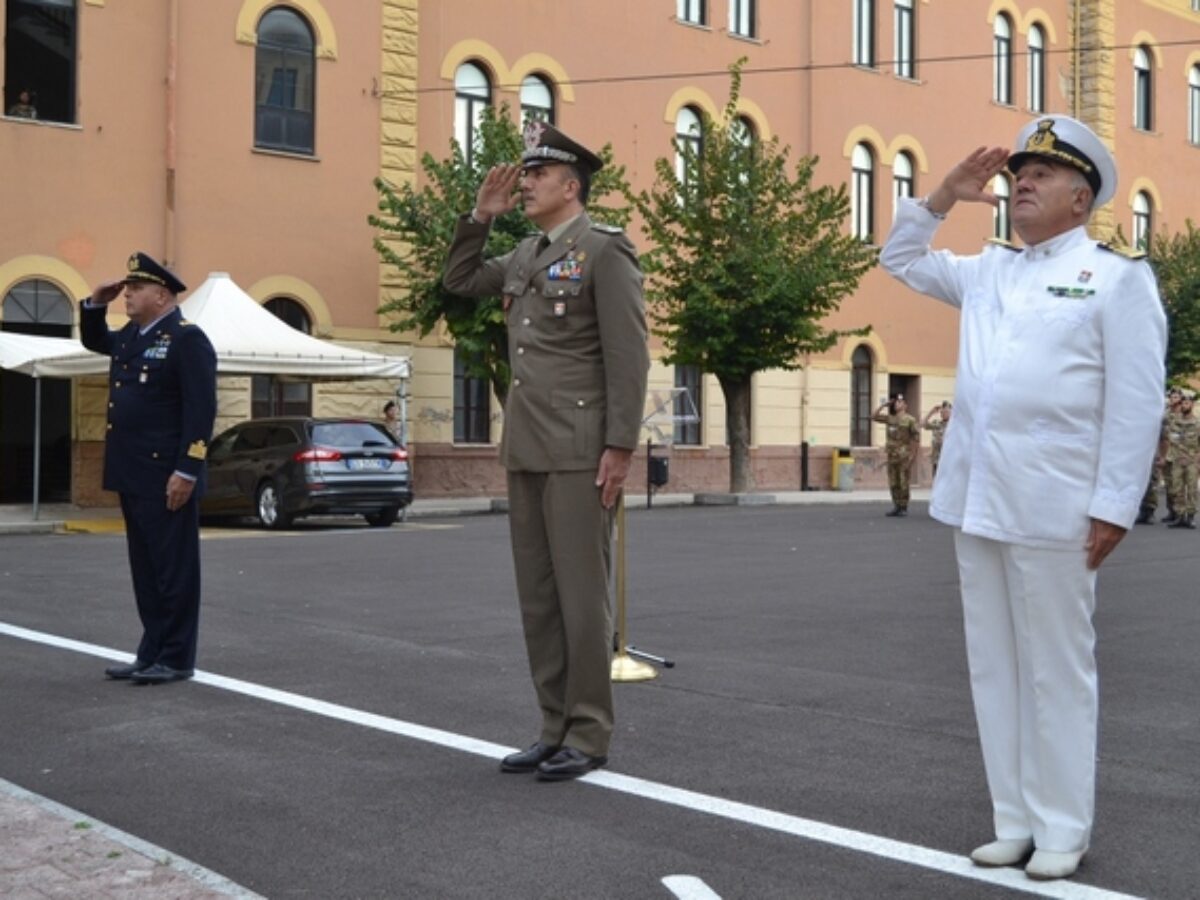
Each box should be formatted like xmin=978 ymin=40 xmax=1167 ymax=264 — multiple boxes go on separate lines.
xmin=179 ymin=319 xmax=194 ymax=326
xmin=985 ymin=237 xmax=1020 ymax=252
xmin=590 ymin=223 xmax=624 ymax=235
xmin=1099 ymin=241 xmax=1147 ymax=261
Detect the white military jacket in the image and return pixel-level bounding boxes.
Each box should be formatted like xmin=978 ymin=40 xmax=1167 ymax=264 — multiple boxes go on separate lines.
xmin=881 ymin=198 xmax=1167 ymax=548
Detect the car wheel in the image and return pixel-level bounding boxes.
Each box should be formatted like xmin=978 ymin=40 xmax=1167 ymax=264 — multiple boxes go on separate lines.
xmin=364 ymin=506 xmax=400 ymax=528
xmin=256 ymin=482 xmax=293 ymax=530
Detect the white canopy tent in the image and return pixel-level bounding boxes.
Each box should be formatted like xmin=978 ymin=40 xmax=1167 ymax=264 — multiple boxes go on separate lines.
xmin=0 ymin=273 xmax=411 ymax=517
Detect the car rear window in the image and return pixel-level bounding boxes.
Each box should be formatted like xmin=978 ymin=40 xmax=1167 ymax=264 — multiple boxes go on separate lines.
xmin=310 ymin=421 xmax=396 ymax=448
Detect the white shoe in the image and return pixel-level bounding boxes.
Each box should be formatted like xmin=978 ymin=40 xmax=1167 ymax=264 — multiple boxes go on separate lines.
xmin=1026 ymin=849 xmax=1085 ymax=880
xmin=970 ymin=838 xmax=1034 ymax=867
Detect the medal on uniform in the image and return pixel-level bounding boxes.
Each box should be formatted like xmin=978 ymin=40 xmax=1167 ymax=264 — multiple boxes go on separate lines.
xmin=553 ymin=301 xmax=566 ymax=317
xmin=139 ymin=372 xmax=148 ymax=383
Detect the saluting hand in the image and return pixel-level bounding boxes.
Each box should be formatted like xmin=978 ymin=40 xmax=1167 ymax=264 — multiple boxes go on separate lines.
xmin=90 ymin=279 xmax=125 ymax=306
xmin=595 ymin=447 xmax=633 ymax=510
xmin=923 ymin=146 xmax=1011 ymax=216
xmin=473 ymin=164 xmax=523 ymax=224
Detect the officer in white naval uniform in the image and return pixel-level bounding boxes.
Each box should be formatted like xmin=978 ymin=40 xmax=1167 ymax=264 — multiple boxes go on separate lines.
xmin=881 ymin=116 xmax=1166 ymax=881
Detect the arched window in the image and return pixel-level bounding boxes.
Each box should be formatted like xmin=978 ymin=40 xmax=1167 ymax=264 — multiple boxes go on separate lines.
xmin=851 ymin=143 xmax=875 ymax=242
xmin=1190 ymin=65 xmax=1200 ymax=145
xmin=1028 ymin=25 xmax=1046 ymax=113
xmin=1133 ymin=192 xmax=1152 ymax=251
xmin=894 ymin=0 xmax=915 ymax=79
xmin=854 ymin=0 xmax=876 ymax=67
xmin=993 ymin=14 xmax=1013 ymax=105
xmin=892 ymin=151 xmax=914 ymax=220
xmin=675 ymin=106 xmax=703 ymax=188
xmin=1 ymin=278 xmax=73 ymax=502
xmin=252 ymin=298 xmax=313 ymax=418
xmin=850 ymin=345 xmax=874 ymax=447
xmin=255 ymin=6 xmax=316 ymax=154
xmin=993 ymin=174 xmax=1012 ymax=241
xmin=520 ymin=74 xmax=554 ymax=126
xmin=454 ymin=62 xmax=491 ymax=168
xmin=1134 ymin=46 xmax=1153 ymax=131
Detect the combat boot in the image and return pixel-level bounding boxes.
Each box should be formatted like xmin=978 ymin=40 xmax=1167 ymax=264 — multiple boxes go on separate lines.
xmin=885 ymin=506 xmax=903 ymax=517
xmin=1163 ymin=510 xmax=1178 ymax=524
xmin=1135 ymin=507 xmax=1155 ymax=525
xmin=1168 ymin=513 xmax=1195 ymax=529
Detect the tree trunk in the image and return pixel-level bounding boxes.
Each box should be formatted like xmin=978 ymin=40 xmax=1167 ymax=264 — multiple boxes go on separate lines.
xmin=718 ymin=375 xmax=755 ymax=494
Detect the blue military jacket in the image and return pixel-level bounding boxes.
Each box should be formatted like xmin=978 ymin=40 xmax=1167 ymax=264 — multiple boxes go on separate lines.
xmin=80 ymin=303 xmax=217 ymax=498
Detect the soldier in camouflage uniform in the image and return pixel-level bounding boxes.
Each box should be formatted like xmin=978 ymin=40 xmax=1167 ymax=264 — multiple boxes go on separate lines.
xmin=1164 ymin=390 xmax=1198 ymax=529
xmin=873 ymin=395 xmax=920 ymax=516
xmin=1161 ymin=387 xmax=1184 ymax=524
xmin=922 ymin=401 xmax=952 ymax=478
xmin=1135 ymin=390 xmax=1174 ymax=524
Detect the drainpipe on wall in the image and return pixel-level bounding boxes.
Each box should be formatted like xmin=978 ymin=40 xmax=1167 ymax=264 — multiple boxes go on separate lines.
xmin=1073 ymin=0 xmax=1081 ymax=119
xmin=165 ymin=0 xmax=179 ymax=267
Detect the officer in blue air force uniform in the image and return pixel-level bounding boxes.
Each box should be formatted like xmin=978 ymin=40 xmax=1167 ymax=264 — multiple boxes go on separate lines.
xmin=444 ymin=121 xmax=649 ymax=781
xmin=881 ymin=117 xmax=1166 ymax=881
xmin=81 ymin=252 xmax=217 ymax=685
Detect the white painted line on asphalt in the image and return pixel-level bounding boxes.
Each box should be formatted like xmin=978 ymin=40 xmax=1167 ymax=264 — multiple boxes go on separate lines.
xmin=1 ymin=621 xmax=1145 ymax=900
xmin=662 ymin=875 xmax=723 ymax=899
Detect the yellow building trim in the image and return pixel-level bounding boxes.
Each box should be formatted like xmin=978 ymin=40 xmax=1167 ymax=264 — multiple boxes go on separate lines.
xmin=235 ymin=0 xmax=339 ymax=61
xmin=1128 ymin=32 xmax=1164 ymax=69
xmin=662 ymin=88 xmax=721 ymax=124
xmin=1022 ymin=11 xmax=1058 ymax=43
xmin=842 ymin=125 xmax=887 ymax=160
xmin=507 ymin=53 xmax=576 ymax=103
xmin=883 ymin=135 xmax=930 ymax=173
xmin=440 ymin=40 xmax=510 ymax=87
xmin=1143 ymin=0 xmax=1200 ymax=25
xmin=245 ymin=275 xmax=334 ymax=336
xmin=840 ymin=333 xmax=888 ymax=370
xmin=1127 ymin=177 xmax=1164 ymax=213
xmin=985 ymin=0 xmax=1022 ymax=29
xmin=83 ymin=0 xmax=105 ymax=6
xmin=734 ymin=98 xmax=773 ymax=141
xmin=1185 ymin=51 xmax=1200 ymax=77
xmin=0 ymin=256 xmax=90 ymax=324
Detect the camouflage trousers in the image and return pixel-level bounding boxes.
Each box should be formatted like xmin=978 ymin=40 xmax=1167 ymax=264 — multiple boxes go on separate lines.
xmin=1140 ymin=458 xmax=1162 ymax=512
xmin=887 ymin=452 xmax=911 ymax=508
xmin=1168 ymin=460 xmax=1198 ymax=515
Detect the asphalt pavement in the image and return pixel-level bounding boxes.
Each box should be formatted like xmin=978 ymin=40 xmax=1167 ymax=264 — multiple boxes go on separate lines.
xmin=0 ymin=494 xmax=1196 ymax=899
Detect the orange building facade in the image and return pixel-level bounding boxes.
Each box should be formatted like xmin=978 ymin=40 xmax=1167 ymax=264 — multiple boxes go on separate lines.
xmin=2 ymin=0 xmax=1198 ymax=505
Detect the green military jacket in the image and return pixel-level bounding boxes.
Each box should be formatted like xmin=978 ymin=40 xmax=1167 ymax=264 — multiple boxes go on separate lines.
xmin=1164 ymin=411 xmax=1200 ymax=463
xmin=443 ymin=212 xmax=650 ymax=473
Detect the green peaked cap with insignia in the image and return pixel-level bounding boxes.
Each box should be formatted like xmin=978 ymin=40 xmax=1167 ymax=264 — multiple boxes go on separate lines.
xmin=521 ymin=120 xmax=603 ymax=174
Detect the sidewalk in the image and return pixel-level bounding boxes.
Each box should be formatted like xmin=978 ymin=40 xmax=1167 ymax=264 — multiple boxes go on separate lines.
xmin=0 ymin=488 xmax=926 ymax=536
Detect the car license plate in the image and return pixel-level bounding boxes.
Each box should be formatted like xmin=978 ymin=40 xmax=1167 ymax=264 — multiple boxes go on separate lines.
xmin=346 ymin=458 xmax=390 ymax=471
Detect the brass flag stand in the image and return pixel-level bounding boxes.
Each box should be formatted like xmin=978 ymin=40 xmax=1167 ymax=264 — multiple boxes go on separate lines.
xmin=610 ymin=492 xmax=658 ymax=682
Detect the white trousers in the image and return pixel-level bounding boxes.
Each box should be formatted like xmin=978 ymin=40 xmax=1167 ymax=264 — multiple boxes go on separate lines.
xmin=953 ymin=530 xmax=1098 ymax=853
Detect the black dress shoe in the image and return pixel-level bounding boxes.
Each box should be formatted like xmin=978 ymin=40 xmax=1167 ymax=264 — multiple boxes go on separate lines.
xmin=536 ymin=747 xmax=607 ymax=782
xmin=500 ymin=741 xmax=559 ymax=773
xmin=105 ymin=661 xmax=150 ymax=680
xmin=129 ymin=663 xmax=194 ymax=685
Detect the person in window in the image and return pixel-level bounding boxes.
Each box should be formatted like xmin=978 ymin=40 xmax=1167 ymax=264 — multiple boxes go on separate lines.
xmin=7 ymin=88 xmax=37 ymax=119
xmin=443 ymin=121 xmax=649 ymax=782
xmin=382 ymin=400 xmax=402 ymax=441
xmin=881 ymin=116 xmax=1166 ymax=880
xmin=922 ymin=401 xmax=952 ymax=478
xmin=872 ymin=394 xmax=919 ymax=516
xmin=81 ymin=252 xmax=217 ymax=686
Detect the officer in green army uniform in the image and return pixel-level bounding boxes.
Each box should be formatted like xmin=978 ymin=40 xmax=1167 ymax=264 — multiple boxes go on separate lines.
xmin=1163 ymin=389 xmax=1198 ymax=529
xmin=443 ymin=121 xmax=649 ymax=781
xmin=922 ymin=401 xmax=951 ymax=478
xmin=873 ymin=394 xmax=920 ymax=516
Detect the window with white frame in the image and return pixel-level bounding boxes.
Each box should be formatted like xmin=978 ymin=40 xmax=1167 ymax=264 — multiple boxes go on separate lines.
xmin=993 ymin=15 xmax=1013 ymax=105
xmin=892 ymin=151 xmax=914 ymax=220
xmin=993 ymin=174 xmax=1011 ymax=241
xmin=674 ymin=366 xmax=702 ymax=445
xmin=1028 ymin=25 xmax=1046 ymax=112
xmin=854 ymin=0 xmax=876 ymax=67
xmin=729 ymin=0 xmax=755 ymax=38
xmin=520 ymin=74 xmax=554 ymax=125
xmin=1134 ymin=46 xmax=1153 ymax=131
xmin=1133 ymin=192 xmax=1152 ymax=251
xmin=851 ymin=143 xmax=875 ymax=242
xmin=894 ymin=0 xmax=915 ymax=79
xmin=675 ymin=106 xmax=703 ymax=188
xmin=454 ymin=62 xmax=490 ymax=168
xmin=677 ymin=0 xmax=705 ymax=25
xmin=1190 ymin=65 xmax=1200 ymax=145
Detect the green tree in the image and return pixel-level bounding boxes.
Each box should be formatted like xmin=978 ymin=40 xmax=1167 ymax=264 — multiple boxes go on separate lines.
xmin=371 ymin=104 xmax=632 ymax=406
xmin=631 ymin=62 xmax=876 ymax=493
xmin=1150 ymin=221 xmax=1200 ymax=382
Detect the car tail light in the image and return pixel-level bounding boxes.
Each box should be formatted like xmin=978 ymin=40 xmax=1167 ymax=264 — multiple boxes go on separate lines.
xmin=294 ymin=447 xmax=342 ymax=463
xmin=391 ymin=447 xmax=409 ymax=461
